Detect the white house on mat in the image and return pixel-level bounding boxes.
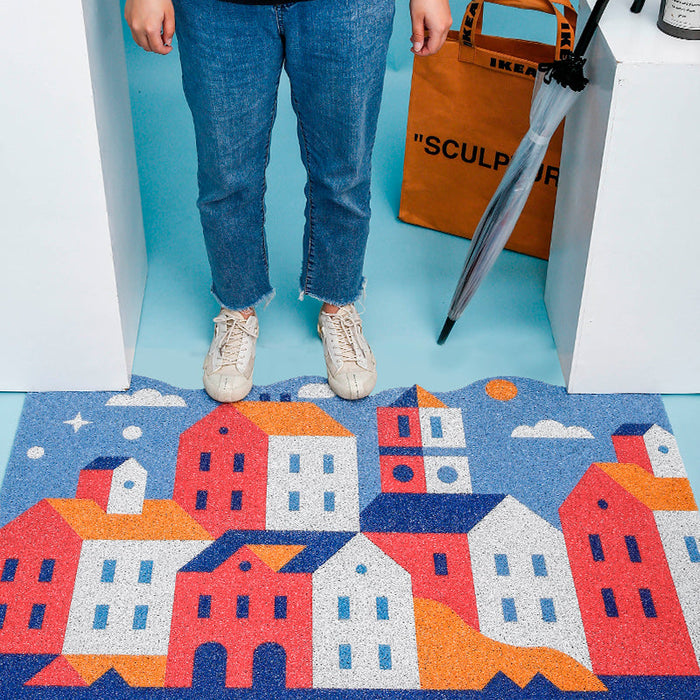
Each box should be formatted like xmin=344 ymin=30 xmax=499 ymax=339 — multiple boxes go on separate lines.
xmin=59 ymin=458 xmax=212 ymax=656
xmin=312 ymin=534 xmax=420 ymax=689
xmin=612 ymin=423 xmax=687 ymax=478
xmin=468 ymin=496 xmax=591 ymax=668
xmin=231 ymin=402 xmax=359 ymax=532
xmin=654 ymin=510 xmax=700 ymax=665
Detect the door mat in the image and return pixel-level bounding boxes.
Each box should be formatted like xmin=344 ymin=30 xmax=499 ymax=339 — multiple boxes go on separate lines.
xmin=1 ymin=375 xmax=699 ymax=699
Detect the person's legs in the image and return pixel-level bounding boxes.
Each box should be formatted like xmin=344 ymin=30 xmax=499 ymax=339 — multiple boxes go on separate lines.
xmin=172 ymin=0 xmax=284 ymax=401
xmin=282 ymin=0 xmax=394 ymax=399
xmin=281 ymin=0 xmax=395 ymax=306
xmin=172 ymin=0 xmax=284 ymax=311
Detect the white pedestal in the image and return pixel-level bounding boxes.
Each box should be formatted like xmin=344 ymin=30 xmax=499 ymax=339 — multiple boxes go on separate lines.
xmin=545 ymin=0 xmax=700 ymax=394
xmin=0 ymin=1 xmax=147 ymax=391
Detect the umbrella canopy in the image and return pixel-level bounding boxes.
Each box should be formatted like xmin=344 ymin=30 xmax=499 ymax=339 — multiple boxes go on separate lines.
xmin=438 ymin=0 xmax=612 ymax=345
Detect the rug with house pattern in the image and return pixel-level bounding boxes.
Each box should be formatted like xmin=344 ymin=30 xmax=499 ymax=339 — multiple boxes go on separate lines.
xmin=0 ymin=375 xmax=699 ymax=699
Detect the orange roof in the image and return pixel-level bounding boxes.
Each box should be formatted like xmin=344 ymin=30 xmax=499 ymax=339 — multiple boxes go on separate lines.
xmin=46 ymin=499 xmax=213 ymax=541
xmin=416 ymin=386 xmax=447 ymax=408
xmin=234 ymin=401 xmax=353 ymax=437
xmin=595 ymin=463 xmax=697 ymax=511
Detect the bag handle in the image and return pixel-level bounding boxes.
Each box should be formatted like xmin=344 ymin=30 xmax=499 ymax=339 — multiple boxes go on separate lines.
xmin=459 ymin=0 xmax=577 ymax=76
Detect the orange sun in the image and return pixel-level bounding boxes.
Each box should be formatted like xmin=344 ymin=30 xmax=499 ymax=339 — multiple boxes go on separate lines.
xmin=485 ymin=379 xmax=518 ymax=401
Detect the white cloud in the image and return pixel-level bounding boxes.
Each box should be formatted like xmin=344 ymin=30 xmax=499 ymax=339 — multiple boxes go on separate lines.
xmin=122 ymin=425 xmax=143 ymax=440
xmin=106 ymin=388 xmax=186 ymax=407
xmin=297 ymin=382 xmax=336 ymax=399
xmin=511 ymin=419 xmax=594 ymax=439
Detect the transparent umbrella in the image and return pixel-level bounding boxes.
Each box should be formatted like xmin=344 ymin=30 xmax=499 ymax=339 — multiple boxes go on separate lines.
xmin=438 ymin=0 xmax=613 ymax=344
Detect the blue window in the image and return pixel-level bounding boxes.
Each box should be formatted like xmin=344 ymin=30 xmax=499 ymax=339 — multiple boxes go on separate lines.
xmin=532 ymin=554 xmax=547 ymax=577
xmin=376 ymin=596 xmax=389 ymax=620
xmin=237 ymin=595 xmax=249 ymax=619
xmin=686 ymin=536 xmax=700 ymax=563
xmin=198 ymin=595 xmax=211 ymax=619
xmin=288 ymin=491 xmax=300 ymax=511
xmin=231 ymin=490 xmax=243 ymax=511
xmin=93 ymin=605 xmax=109 ymax=630
xmin=28 ymin=604 xmax=45 ymax=630
xmin=324 ymin=492 xmax=335 ymax=512
xmin=433 ymin=552 xmax=448 ymax=576
xmin=195 ymin=490 xmax=208 ymax=510
xmin=101 ymin=560 xmax=116 ymax=583
xmin=38 ymin=559 xmax=55 ymax=583
xmin=501 ymin=598 xmax=517 ymax=622
xmin=133 ymin=605 xmax=148 ymax=630
xmin=274 ymin=596 xmax=287 ymax=620
xmin=1 ymin=559 xmax=18 ymax=582
xmin=540 ymin=598 xmax=556 ymax=622
xmin=138 ymin=560 xmax=153 ymax=584
xmin=199 ymin=452 xmax=211 ymax=472
xmin=495 ymin=554 xmax=510 ymax=576
xmin=338 ymin=596 xmax=350 ymax=620
xmin=233 ymin=453 xmax=245 ymax=472
xmin=289 ymin=454 xmax=300 ymax=474
xmin=323 ymin=454 xmax=334 ymax=474
xmin=339 ymin=644 xmax=352 ymax=669
xmin=379 ymin=644 xmax=392 ymax=670
xmin=601 ymin=588 xmax=619 ymax=618
xmin=397 ymin=415 xmax=411 ymax=438
xmin=589 ymin=534 xmax=605 ymax=562
xmin=0 ymin=603 xmax=6 ymax=628
xmin=625 ymin=535 xmax=642 ymax=563
xmin=430 ymin=416 xmax=443 ymax=439
xmin=639 ymin=588 xmax=657 ymax=618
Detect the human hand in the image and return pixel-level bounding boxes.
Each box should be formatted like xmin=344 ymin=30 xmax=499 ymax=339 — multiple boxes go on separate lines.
xmin=124 ymin=0 xmax=175 ymax=55
xmin=409 ymin=0 xmax=452 ymax=56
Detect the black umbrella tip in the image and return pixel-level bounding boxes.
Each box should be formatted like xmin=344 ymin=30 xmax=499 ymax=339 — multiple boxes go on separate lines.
xmin=437 ymin=318 xmax=456 ymax=345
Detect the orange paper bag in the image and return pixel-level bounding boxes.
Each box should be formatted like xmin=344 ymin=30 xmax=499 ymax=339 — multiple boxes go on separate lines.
xmin=399 ymin=0 xmax=577 ymax=260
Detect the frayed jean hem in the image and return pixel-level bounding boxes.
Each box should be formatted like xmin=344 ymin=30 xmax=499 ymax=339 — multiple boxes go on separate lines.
xmin=298 ymin=278 xmax=367 ymax=308
xmin=211 ymin=286 xmax=276 ymax=312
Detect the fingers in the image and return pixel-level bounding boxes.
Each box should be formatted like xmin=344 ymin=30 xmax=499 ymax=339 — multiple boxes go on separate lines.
xmin=124 ymin=0 xmax=174 ymax=55
xmin=162 ymin=7 xmax=175 ymax=49
xmin=410 ymin=0 xmax=452 ymax=57
xmin=411 ymin=14 xmax=426 ymax=53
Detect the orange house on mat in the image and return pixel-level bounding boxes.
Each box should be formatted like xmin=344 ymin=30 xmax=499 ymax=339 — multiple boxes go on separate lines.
xmin=165 ymin=541 xmax=312 ymax=688
xmin=559 ymin=463 xmax=699 ymax=676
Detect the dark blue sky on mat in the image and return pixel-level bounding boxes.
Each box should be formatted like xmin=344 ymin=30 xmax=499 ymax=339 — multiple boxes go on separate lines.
xmin=0 ymin=375 xmax=671 ymax=529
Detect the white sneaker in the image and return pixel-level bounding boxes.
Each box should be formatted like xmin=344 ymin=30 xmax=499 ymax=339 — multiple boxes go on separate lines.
xmin=317 ymin=304 xmax=377 ymax=400
xmin=203 ymin=308 xmax=258 ymax=403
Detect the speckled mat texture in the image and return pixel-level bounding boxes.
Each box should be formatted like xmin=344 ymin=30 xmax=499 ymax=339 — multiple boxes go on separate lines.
xmin=1 ymin=375 xmax=699 ymax=699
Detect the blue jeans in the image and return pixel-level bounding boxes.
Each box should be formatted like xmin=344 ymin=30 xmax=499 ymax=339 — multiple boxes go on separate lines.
xmin=172 ymin=0 xmax=395 ymax=310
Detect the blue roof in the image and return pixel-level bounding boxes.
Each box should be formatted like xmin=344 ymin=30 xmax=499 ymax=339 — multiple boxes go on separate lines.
xmin=82 ymin=457 xmax=129 ymax=471
xmin=360 ymin=493 xmax=506 ymax=533
xmin=613 ymin=424 xmax=655 ymax=437
xmin=180 ymin=530 xmax=355 ymax=573
xmin=390 ymin=386 xmax=419 ymax=408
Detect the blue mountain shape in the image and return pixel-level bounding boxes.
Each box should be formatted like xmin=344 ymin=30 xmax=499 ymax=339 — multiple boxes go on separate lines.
xmin=483 ymin=670 xmax=526 ymax=698
xmin=89 ymin=667 xmax=132 ymax=692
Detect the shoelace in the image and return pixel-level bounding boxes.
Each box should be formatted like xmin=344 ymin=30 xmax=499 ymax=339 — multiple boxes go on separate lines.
xmin=326 ymin=313 xmax=367 ymax=364
xmin=212 ymin=313 xmax=258 ymax=370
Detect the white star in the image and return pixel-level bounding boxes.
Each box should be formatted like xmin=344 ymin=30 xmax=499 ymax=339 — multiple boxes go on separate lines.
xmin=64 ymin=412 xmax=92 ymax=433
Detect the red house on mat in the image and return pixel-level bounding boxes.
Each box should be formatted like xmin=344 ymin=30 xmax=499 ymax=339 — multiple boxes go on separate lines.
xmin=559 ymin=464 xmax=699 ymax=676
xmin=365 ymin=532 xmax=479 ymax=629
xmin=165 ymin=539 xmax=312 ymax=688
xmin=174 ymin=404 xmax=269 ymax=536
xmin=0 ymin=500 xmax=82 ymax=654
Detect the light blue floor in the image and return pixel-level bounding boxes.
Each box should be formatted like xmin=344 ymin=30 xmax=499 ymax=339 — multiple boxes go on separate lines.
xmin=0 ymin=1 xmax=698 ymax=494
